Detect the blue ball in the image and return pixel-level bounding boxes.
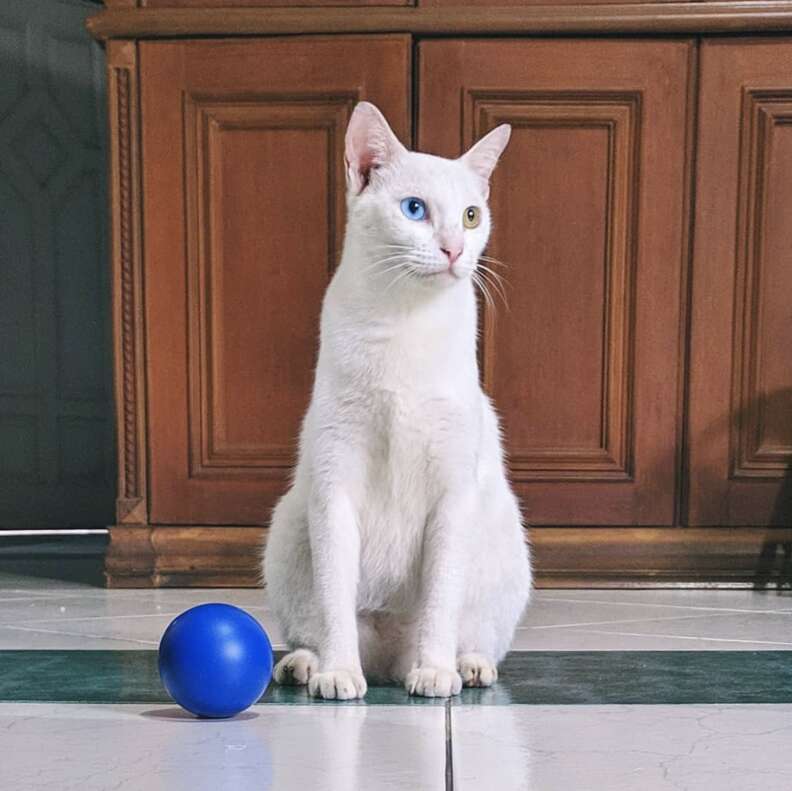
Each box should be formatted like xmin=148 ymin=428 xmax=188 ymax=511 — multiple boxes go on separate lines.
xmin=158 ymin=603 xmax=273 ymax=718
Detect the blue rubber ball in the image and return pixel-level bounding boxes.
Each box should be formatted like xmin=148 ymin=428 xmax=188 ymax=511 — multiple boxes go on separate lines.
xmin=158 ymin=603 xmax=273 ymax=718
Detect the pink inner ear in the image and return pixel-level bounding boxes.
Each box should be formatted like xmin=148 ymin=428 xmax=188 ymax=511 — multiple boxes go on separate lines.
xmin=356 ymin=149 xmax=378 ymax=191
xmin=347 ymin=127 xmax=381 ymax=193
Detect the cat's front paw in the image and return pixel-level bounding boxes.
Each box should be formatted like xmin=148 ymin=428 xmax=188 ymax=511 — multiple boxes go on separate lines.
xmin=308 ymin=669 xmax=367 ymax=700
xmin=405 ymin=666 xmax=462 ymax=698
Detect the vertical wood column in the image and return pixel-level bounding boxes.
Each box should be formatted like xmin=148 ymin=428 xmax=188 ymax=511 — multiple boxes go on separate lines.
xmin=107 ymin=40 xmax=148 ymax=529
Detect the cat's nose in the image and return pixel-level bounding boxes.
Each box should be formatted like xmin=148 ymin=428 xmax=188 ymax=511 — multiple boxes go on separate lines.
xmin=440 ymin=243 xmax=463 ymax=266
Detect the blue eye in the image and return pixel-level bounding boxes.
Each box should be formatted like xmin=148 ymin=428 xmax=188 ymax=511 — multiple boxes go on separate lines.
xmin=400 ymin=197 xmax=427 ymax=221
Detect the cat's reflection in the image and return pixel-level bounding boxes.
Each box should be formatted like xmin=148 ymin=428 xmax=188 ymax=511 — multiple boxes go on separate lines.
xmin=451 ymin=703 xmax=532 ymax=791
xmin=144 ymin=701 xmax=451 ymax=790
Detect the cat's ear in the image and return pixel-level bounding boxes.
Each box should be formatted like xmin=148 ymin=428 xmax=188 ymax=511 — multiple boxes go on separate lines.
xmin=345 ymin=102 xmax=406 ymax=195
xmin=460 ymin=124 xmax=512 ymax=198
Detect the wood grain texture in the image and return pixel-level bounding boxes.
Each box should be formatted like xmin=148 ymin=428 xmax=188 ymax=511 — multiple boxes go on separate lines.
xmin=105 ymin=525 xmax=792 ymax=588
xmin=105 ymin=525 xmax=263 ymax=587
xmin=107 ymin=41 xmax=148 ymax=527
xmin=419 ymin=39 xmax=692 ymax=525
xmin=141 ymin=36 xmax=411 ymax=525
xmin=689 ymin=39 xmax=792 ymax=526
xmin=183 ymin=96 xmax=351 ymax=479
xmin=143 ymin=0 xmax=411 ymax=7
xmin=86 ymin=4 xmax=792 ymax=40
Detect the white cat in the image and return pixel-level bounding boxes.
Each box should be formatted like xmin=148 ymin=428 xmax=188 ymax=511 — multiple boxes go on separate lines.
xmin=263 ymin=102 xmax=531 ymax=699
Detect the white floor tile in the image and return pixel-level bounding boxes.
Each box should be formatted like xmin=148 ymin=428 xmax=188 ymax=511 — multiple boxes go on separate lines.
xmin=452 ymin=704 xmax=792 ymax=791
xmin=0 ymin=588 xmax=285 ymax=650
xmin=567 ymin=611 xmax=792 ymax=648
xmin=3 ymin=582 xmax=792 ymax=651
xmin=0 ymin=702 xmax=446 ymax=791
xmin=509 ymin=627 xmax=792 ymax=651
xmin=535 ymin=589 xmax=792 ymax=611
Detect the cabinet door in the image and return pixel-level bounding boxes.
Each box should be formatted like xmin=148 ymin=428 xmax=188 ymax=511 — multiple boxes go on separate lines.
xmin=689 ymin=40 xmax=792 ymax=526
xmin=141 ymin=36 xmax=411 ymax=524
xmin=419 ymin=39 xmax=692 ymax=525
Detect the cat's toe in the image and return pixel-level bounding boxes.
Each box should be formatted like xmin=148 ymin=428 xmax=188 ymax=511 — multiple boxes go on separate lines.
xmin=458 ymin=653 xmax=498 ymax=687
xmin=308 ymin=669 xmax=367 ymax=700
xmin=405 ymin=666 xmax=462 ymax=698
xmin=274 ymin=649 xmax=319 ymax=686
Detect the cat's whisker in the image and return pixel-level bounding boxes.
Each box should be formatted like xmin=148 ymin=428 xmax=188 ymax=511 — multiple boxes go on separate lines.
xmin=475 ymin=279 xmax=496 ymax=316
xmin=476 ymin=263 xmax=509 ymax=289
xmin=472 ymin=271 xmax=496 ymax=315
xmin=476 ymin=264 xmax=510 ymax=309
xmin=364 ymin=261 xmax=407 ymax=277
xmin=383 ymin=265 xmax=416 ymax=295
xmin=478 ymin=255 xmax=509 ymax=269
xmin=361 ymin=254 xmax=408 ymax=275
xmin=477 ymin=268 xmax=509 ymax=311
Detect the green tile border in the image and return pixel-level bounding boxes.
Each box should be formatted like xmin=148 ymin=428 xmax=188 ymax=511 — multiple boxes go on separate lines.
xmin=1 ymin=650 xmax=792 ymax=706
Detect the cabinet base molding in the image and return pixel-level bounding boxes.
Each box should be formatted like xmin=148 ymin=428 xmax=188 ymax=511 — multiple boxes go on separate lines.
xmin=105 ymin=525 xmax=792 ymax=589
xmin=105 ymin=525 xmax=264 ymax=588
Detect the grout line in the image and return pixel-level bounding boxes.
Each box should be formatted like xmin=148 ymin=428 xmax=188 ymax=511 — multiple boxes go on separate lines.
xmin=1 ymin=624 xmax=159 ymax=647
xmin=534 ymin=595 xmax=792 ymax=615
xmin=444 ymin=699 xmax=454 ymax=791
xmin=19 ymin=605 xmax=273 ymax=625
xmin=524 ymin=611 xmax=768 ymax=631
xmin=570 ymin=628 xmax=792 ymax=648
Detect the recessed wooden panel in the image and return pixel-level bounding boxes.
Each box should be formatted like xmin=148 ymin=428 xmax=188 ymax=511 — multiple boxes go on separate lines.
xmin=142 ymin=36 xmax=411 ymax=524
xmin=185 ymin=97 xmax=350 ymax=477
xmin=690 ymin=40 xmax=792 ymax=526
xmin=732 ymin=92 xmax=792 ymax=479
xmin=419 ymin=39 xmax=692 ymax=525
xmin=472 ymin=94 xmax=639 ymax=481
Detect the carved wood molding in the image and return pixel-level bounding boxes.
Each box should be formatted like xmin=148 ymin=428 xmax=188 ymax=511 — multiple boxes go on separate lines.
xmin=105 ymin=525 xmax=264 ymax=587
xmin=87 ymin=3 xmax=792 ymax=40
xmin=105 ymin=524 xmax=792 ymax=588
xmin=108 ymin=42 xmax=148 ymax=526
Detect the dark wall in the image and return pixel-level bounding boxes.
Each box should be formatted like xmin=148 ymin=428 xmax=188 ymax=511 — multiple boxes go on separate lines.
xmin=0 ymin=0 xmax=115 ymax=527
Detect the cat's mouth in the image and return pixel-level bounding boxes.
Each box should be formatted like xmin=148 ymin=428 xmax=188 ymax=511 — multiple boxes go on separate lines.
xmin=415 ymin=267 xmax=460 ymax=281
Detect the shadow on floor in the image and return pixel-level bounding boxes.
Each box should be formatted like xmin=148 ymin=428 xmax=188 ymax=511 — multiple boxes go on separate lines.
xmin=0 ymin=534 xmax=108 ymax=588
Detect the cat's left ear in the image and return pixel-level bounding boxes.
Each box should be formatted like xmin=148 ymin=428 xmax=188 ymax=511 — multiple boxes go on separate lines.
xmin=345 ymin=102 xmax=406 ymax=195
xmin=460 ymin=124 xmax=512 ymax=198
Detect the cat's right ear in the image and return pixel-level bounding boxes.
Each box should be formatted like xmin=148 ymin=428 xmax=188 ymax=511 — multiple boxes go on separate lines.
xmin=345 ymin=102 xmax=405 ymax=195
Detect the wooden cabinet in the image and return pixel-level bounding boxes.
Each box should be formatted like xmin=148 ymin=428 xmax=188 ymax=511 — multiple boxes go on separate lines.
xmin=90 ymin=2 xmax=792 ymax=586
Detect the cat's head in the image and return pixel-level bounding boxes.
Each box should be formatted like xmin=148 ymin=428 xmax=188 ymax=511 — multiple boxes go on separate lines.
xmin=344 ymin=101 xmax=510 ymax=290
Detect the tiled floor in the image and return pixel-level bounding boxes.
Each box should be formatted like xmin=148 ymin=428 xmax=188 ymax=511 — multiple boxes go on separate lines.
xmin=2 ymin=560 xmax=792 ymax=789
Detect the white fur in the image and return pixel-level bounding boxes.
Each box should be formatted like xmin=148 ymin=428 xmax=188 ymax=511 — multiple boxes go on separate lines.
xmin=263 ymin=102 xmax=532 ymax=699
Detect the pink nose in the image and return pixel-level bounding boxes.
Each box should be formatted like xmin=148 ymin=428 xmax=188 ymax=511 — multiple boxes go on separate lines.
xmin=441 ymin=244 xmax=463 ymax=266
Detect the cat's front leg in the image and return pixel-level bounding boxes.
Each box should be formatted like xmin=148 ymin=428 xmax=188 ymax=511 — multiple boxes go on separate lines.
xmin=307 ymin=485 xmax=367 ymax=700
xmin=406 ymin=488 xmax=474 ymax=698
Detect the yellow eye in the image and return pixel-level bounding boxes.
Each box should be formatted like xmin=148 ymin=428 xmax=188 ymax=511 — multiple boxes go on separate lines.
xmin=463 ymin=206 xmax=480 ymax=229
